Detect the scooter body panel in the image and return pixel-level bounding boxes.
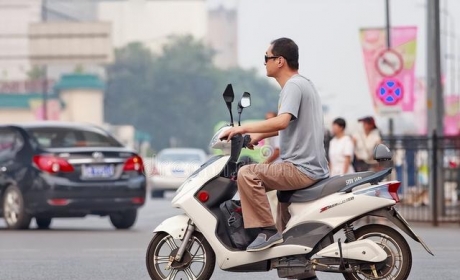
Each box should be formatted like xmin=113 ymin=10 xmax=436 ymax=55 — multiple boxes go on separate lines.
xmin=152 ymin=214 xmax=192 ymax=239
xmin=287 ymin=189 xmax=396 ymax=231
xmin=316 ymin=239 xmax=387 ymax=262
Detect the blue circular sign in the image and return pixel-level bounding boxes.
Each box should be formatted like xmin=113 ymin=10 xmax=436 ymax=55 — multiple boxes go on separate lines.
xmin=377 ymin=79 xmax=404 ymax=105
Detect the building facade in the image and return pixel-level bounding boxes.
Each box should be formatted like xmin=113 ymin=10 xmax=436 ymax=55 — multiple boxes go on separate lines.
xmin=98 ymin=0 xmax=207 ymax=52
xmin=207 ymin=6 xmax=238 ymax=69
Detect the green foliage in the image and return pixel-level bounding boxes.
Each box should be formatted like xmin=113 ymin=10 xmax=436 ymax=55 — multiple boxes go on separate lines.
xmin=27 ymin=66 xmax=45 ymax=80
xmin=73 ymin=64 xmax=85 ymax=74
xmin=105 ymin=36 xmax=279 ymax=151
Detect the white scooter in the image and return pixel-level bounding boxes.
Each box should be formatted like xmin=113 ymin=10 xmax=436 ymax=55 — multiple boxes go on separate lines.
xmin=146 ymin=84 xmax=433 ymax=280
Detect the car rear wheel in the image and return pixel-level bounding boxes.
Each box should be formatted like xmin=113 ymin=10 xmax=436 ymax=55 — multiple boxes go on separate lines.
xmin=110 ymin=209 xmax=137 ymax=229
xmin=36 ymin=217 xmax=52 ymax=229
xmin=2 ymin=185 xmax=31 ymax=230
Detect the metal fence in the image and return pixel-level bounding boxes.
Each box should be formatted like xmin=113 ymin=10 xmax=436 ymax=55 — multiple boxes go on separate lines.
xmin=383 ymin=133 xmax=460 ymax=225
xmin=326 ymin=132 xmax=460 ymax=225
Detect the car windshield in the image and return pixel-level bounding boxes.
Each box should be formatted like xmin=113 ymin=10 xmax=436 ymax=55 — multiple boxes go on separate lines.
xmin=26 ymin=127 xmax=122 ymax=148
xmin=157 ymin=153 xmax=203 ymax=163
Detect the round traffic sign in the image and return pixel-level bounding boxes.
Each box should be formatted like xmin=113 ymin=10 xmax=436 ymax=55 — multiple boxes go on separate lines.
xmin=377 ymin=79 xmax=404 ymax=105
xmin=375 ymin=49 xmax=403 ymax=77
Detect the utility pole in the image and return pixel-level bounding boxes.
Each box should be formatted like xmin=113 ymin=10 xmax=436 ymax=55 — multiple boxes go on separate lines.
xmin=385 ymin=0 xmax=391 ymax=48
xmin=385 ymin=0 xmax=394 ymax=137
xmin=41 ymin=0 xmax=48 ymax=120
xmin=426 ymin=0 xmax=443 ymax=226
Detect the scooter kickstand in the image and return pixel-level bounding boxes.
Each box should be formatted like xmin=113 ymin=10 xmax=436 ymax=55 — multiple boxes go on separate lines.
xmin=338 ymin=238 xmax=345 ymax=270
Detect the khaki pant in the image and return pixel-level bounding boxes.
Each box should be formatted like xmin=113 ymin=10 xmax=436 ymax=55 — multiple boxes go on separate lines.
xmin=237 ymin=162 xmax=316 ymax=231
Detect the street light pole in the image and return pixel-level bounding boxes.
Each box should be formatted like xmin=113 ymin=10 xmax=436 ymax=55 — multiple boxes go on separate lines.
xmin=385 ymin=0 xmax=394 ymax=137
xmin=41 ymin=0 xmax=48 ymax=121
xmin=385 ymin=0 xmax=391 ymax=49
xmin=427 ymin=1 xmax=444 ymax=134
xmin=426 ymin=0 xmax=443 ymax=226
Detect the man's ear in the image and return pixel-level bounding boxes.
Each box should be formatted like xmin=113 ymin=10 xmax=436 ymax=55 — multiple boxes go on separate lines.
xmin=278 ymin=57 xmax=284 ymax=68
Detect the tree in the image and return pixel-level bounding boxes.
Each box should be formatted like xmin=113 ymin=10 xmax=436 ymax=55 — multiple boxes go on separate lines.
xmin=27 ymin=66 xmax=45 ymax=80
xmin=105 ymin=36 xmax=279 ymax=152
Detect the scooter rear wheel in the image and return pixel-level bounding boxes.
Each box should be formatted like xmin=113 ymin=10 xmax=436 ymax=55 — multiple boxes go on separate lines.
xmin=146 ymin=231 xmax=215 ymax=280
xmin=342 ymin=224 xmax=412 ymax=280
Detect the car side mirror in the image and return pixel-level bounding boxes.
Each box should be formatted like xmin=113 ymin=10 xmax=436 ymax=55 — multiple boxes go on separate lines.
xmin=373 ymin=144 xmax=393 ymax=162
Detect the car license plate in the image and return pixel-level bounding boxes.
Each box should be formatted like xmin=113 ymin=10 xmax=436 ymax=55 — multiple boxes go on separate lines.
xmin=82 ymin=165 xmax=115 ymax=178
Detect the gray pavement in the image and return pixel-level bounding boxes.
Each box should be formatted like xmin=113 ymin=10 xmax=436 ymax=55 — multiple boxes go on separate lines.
xmin=1 ymin=196 xmax=459 ymax=280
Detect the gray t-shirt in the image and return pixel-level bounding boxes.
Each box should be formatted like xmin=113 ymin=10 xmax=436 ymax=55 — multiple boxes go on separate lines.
xmin=278 ymin=74 xmax=330 ymax=180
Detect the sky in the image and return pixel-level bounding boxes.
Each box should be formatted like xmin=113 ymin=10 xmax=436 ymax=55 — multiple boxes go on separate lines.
xmin=207 ymin=0 xmax=460 ymax=134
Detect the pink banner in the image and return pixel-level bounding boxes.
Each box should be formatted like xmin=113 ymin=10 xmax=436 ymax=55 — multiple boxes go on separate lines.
xmin=360 ymin=27 xmax=417 ymax=112
xmin=413 ymin=80 xmax=460 ymax=135
xmin=29 ymin=99 xmax=61 ymax=121
xmin=413 ymin=78 xmax=427 ymax=134
xmin=444 ymin=95 xmax=460 ymax=135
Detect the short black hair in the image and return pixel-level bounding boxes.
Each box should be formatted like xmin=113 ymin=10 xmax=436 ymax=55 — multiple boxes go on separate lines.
xmin=271 ymin=37 xmax=299 ymax=70
xmin=333 ymin=118 xmax=346 ymax=129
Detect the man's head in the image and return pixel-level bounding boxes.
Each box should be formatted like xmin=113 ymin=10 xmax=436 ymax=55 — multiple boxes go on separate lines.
xmin=265 ymin=111 xmax=277 ymax=120
xmin=358 ymin=116 xmax=377 ymax=133
xmin=265 ymin=37 xmax=299 ymax=77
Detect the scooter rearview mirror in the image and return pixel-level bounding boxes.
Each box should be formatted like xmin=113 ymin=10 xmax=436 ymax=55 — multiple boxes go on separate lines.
xmin=222 ymin=84 xmax=235 ymax=126
xmin=223 ymin=84 xmax=235 ymax=103
xmin=239 ymin=92 xmax=251 ymax=108
xmin=237 ymin=92 xmax=251 ymax=126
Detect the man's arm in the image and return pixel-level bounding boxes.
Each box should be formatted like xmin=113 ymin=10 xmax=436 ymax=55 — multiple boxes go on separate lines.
xmin=243 ymin=113 xmax=291 ymax=134
xmin=220 ymin=113 xmax=291 ymax=141
xmin=257 ymin=131 xmax=278 ymax=139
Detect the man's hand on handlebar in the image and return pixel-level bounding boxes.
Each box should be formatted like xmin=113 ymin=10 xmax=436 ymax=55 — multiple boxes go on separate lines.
xmin=246 ymin=133 xmax=263 ymax=150
xmin=219 ymin=126 xmax=246 ymax=142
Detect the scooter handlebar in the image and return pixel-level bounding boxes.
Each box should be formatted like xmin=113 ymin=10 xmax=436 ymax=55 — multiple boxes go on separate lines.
xmin=243 ymin=134 xmax=252 ymax=148
xmin=219 ymin=134 xmax=253 ymax=148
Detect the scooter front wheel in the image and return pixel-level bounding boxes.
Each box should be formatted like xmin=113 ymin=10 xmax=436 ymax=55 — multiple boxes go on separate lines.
xmin=146 ymin=231 xmax=215 ymax=280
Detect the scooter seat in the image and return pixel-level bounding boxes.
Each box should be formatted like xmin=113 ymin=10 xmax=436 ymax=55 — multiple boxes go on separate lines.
xmin=277 ymin=171 xmax=374 ymax=203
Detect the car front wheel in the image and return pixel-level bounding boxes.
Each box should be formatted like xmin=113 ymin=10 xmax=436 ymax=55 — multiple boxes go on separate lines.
xmin=109 ymin=209 xmax=137 ymax=229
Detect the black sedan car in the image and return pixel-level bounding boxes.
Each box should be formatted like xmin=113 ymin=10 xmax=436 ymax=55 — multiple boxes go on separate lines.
xmin=0 ymin=122 xmax=147 ymax=230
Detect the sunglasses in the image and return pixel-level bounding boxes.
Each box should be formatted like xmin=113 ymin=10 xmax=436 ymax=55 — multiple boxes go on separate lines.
xmin=264 ymin=55 xmax=280 ymax=63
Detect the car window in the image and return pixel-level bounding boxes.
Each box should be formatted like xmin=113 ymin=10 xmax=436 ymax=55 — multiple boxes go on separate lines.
xmin=157 ymin=153 xmax=203 ymax=163
xmin=0 ymin=129 xmax=24 ymax=161
xmin=26 ymin=127 xmax=122 ymax=148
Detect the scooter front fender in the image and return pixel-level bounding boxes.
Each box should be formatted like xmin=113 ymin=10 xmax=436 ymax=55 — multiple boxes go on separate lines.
xmin=153 ymin=214 xmax=193 ymax=240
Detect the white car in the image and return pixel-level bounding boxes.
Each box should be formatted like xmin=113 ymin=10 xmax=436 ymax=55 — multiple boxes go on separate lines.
xmin=148 ymin=148 xmax=207 ymax=197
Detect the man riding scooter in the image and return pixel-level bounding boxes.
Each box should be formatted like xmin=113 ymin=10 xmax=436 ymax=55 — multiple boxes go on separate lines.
xmin=220 ymin=37 xmax=330 ymax=262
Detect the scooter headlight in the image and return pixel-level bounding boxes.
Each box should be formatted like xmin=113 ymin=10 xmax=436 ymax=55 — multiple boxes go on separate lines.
xmin=209 ymin=125 xmax=231 ymax=149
